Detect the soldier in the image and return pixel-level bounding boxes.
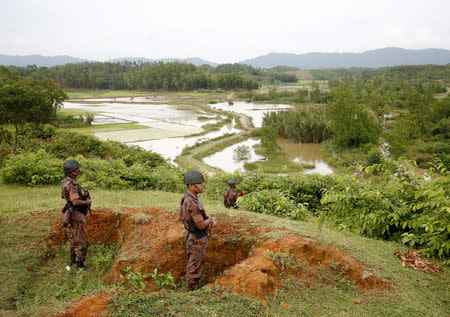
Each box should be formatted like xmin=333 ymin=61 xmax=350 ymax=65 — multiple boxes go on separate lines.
xmin=222 ymin=179 xmax=243 ymax=209
xmin=179 ymin=170 xmax=213 ymax=291
xmin=61 ymin=159 xmax=92 ymax=270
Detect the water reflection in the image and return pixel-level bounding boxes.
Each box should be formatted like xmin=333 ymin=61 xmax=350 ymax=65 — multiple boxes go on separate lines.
xmin=208 ymin=102 xmax=291 ymax=127
xmin=203 ymin=139 xmax=264 ymax=173
xmin=63 ymin=101 xmax=201 ymax=127
xmin=278 ymin=140 xmax=334 ymax=175
xmin=128 ymin=120 xmax=240 ymax=161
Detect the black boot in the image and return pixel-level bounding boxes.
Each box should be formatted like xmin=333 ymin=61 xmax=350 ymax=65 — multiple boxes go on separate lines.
xmin=70 ymin=253 xmax=76 ymax=264
xmin=76 ymin=261 xmax=89 ymax=271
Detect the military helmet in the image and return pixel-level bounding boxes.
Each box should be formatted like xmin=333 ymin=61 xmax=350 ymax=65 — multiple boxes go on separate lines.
xmin=63 ymin=159 xmax=81 ymax=174
xmin=183 ymin=170 xmax=206 ymax=185
xmin=228 ymin=179 xmax=238 ymax=187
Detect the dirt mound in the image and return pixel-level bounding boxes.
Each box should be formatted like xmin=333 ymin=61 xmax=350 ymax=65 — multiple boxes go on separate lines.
xmin=55 ymin=292 xmax=110 ymax=317
xmin=394 ymin=249 xmax=443 ymax=275
xmin=48 ymin=207 xmax=392 ymax=307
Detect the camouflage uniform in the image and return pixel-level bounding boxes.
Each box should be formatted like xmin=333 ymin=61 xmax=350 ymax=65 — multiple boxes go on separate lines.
xmin=223 ymin=188 xmax=239 ymax=208
xmin=180 ymin=192 xmax=209 ymax=291
xmin=61 ymin=176 xmax=89 ymax=262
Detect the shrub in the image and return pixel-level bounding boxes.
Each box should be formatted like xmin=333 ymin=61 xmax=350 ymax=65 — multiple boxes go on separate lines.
xmin=0 ymin=150 xmax=63 ymax=185
xmin=238 ymin=189 xmax=307 ymax=220
xmin=365 ymin=148 xmax=383 ymax=165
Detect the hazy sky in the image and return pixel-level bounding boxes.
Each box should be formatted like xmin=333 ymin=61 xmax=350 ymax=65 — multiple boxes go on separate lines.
xmin=1 ymin=0 xmax=449 ymax=63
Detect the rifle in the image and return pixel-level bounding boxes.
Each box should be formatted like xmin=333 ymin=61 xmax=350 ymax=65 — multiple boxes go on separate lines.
xmin=83 ymin=188 xmax=92 ymax=216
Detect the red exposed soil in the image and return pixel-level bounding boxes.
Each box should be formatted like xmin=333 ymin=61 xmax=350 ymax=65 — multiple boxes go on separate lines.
xmin=48 ymin=208 xmax=392 ymax=315
xmin=55 ymin=293 xmax=110 ymax=317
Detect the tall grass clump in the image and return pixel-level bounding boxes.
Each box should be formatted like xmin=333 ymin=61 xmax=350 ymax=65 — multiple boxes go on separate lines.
xmin=263 ymin=105 xmax=331 ymax=143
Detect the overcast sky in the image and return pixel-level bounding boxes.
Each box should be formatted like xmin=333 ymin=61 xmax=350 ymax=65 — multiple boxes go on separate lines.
xmin=1 ymin=0 xmax=449 ymax=63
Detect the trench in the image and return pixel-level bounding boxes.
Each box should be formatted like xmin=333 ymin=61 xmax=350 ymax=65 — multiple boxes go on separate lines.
xmin=49 ymin=208 xmax=392 ymax=315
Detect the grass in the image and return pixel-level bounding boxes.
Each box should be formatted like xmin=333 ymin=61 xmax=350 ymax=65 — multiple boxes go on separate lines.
xmin=68 ymin=123 xmax=150 ymax=134
xmin=66 ymin=90 xmax=153 ymax=99
xmin=0 ymin=183 xmax=448 ymax=316
xmin=57 ymin=108 xmax=99 ymax=116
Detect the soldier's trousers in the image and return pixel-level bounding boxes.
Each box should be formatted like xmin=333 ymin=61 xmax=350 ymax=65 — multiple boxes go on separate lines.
xmin=185 ymin=232 xmax=208 ymax=291
xmin=69 ymin=209 xmax=89 ymax=262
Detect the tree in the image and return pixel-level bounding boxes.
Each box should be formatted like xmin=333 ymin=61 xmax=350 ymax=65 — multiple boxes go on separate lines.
xmin=233 ymin=145 xmax=251 ymax=163
xmin=327 ymin=83 xmax=381 ymax=148
xmin=260 ymin=125 xmax=279 ymax=154
xmin=0 ymin=67 xmax=67 ymax=153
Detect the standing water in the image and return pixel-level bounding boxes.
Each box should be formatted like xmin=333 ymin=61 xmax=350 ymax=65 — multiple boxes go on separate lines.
xmin=278 ymin=140 xmax=334 ymax=175
xmin=208 ymin=102 xmax=291 ymax=127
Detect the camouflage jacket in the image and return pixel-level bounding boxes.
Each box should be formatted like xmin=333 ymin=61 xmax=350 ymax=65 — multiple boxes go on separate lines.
xmin=180 ymin=192 xmax=209 ymax=237
xmin=223 ymin=188 xmax=239 ymax=208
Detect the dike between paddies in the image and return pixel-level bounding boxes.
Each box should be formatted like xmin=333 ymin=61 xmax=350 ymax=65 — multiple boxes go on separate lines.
xmin=175 ymin=112 xmax=255 ymax=174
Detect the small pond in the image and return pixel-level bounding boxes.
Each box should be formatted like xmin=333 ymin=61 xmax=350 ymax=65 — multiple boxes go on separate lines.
xmin=278 ymin=140 xmax=334 ymax=175
xmin=202 ymin=139 xmax=265 ymax=173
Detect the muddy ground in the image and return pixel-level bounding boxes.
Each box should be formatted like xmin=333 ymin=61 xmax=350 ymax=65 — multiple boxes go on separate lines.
xmin=48 ymin=208 xmax=391 ymax=316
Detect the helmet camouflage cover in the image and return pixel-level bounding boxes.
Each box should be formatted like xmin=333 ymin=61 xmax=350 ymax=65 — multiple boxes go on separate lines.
xmin=228 ymin=179 xmax=238 ymax=186
xmin=63 ymin=159 xmax=81 ymax=174
xmin=183 ymin=170 xmax=206 ymax=185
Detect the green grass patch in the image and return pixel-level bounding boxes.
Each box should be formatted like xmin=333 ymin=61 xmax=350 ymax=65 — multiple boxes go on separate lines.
xmin=57 ymin=108 xmax=99 ymax=117
xmin=67 ymin=123 xmax=150 ymax=134
xmin=66 ymin=90 xmax=152 ymax=99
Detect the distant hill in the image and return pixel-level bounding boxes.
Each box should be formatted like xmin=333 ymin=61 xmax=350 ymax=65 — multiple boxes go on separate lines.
xmin=239 ymin=48 xmax=450 ymax=69
xmin=1 ymin=48 xmax=449 ymax=69
xmin=0 ymin=55 xmax=218 ymax=67
xmin=0 ymin=54 xmax=90 ymax=67
xmin=106 ymin=57 xmax=218 ymax=67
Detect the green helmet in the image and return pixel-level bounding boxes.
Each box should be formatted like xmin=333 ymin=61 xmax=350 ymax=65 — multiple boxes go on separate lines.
xmin=63 ymin=159 xmax=81 ymax=175
xmin=183 ymin=170 xmax=206 ymax=185
xmin=228 ymin=179 xmax=238 ymax=187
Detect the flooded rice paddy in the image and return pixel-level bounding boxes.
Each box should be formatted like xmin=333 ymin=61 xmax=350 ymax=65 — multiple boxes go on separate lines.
xmin=129 ymin=121 xmax=240 ymax=161
xmin=63 ymin=98 xmax=332 ymax=173
xmin=208 ymin=101 xmax=291 ymax=127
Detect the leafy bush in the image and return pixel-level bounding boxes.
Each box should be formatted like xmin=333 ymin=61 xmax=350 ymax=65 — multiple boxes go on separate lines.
xmin=321 ymin=163 xmax=450 ymax=260
xmin=365 ymin=148 xmax=383 ymax=165
xmin=238 ymin=189 xmax=307 ymax=220
xmin=205 ymin=171 xmax=333 ymax=213
xmin=0 ymin=150 xmax=62 ymax=185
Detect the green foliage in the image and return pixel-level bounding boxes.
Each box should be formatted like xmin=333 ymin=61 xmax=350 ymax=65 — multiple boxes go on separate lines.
xmin=8 ymin=61 xmax=261 ymax=91
xmin=365 ymin=148 xmax=383 ymax=166
xmin=321 ymin=161 xmax=450 ymax=260
xmin=0 ymin=127 xmax=183 ymax=191
xmin=327 ymin=83 xmax=381 ymax=148
xmin=119 ymin=266 xmax=150 ymax=291
xmin=238 ymin=189 xmax=307 ymax=220
xmin=149 ymin=268 xmax=176 ymax=288
xmin=262 ymin=105 xmax=330 ymax=143
xmin=233 ymin=145 xmax=251 ymax=163
xmin=250 ymin=86 xmax=329 ymax=104
xmin=260 ymin=125 xmax=279 ymax=153
xmin=0 ymin=66 xmax=67 ymax=153
xmin=0 ymin=150 xmax=62 ymax=185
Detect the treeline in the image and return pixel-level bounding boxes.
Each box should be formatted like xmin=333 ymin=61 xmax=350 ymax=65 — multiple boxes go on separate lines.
xmin=6 ymin=61 xmax=299 ymax=91
xmin=199 ymin=63 xmax=298 ymax=83
xmin=311 ymin=64 xmax=450 ymax=83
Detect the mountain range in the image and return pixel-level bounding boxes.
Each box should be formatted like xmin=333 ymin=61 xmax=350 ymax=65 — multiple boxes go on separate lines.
xmin=1 ymin=48 xmax=449 ymax=69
